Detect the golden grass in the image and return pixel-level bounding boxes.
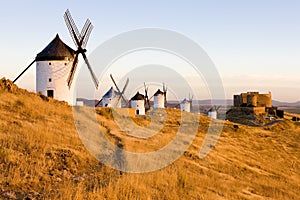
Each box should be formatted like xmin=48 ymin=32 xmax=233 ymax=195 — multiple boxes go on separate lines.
xmin=0 ymin=78 xmax=299 ymax=199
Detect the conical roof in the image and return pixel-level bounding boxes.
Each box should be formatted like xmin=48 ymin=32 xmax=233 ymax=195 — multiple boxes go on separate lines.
xmin=154 ymin=89 xmax=164 ymax=96
xmin=36 ymin=34 xmax=76 ymax=61
xmin=131 ymin=92 xmax=144 ymax=101
xmin=181 ymin=98 xmax=189 ymax=104
xmin=103 ymin=87 xmax=119 ymax=98
xmin=208 ymin=106 xmax=217 ymax=112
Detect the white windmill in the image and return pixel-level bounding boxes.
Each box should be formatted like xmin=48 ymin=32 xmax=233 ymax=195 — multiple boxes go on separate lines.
xmin=180 ymin=98 xmax=190 ymax=112
xmin=13 ymin=10 xmax=99 ymax=105
xmin=153 ymin=89 xmax=165 ymax=109
xmin=130 ymin=92 xmax=145 ymax=115
xmin=35 ymin=34 xmax=77 ymax=105
xmin=95 ymin=74 xmax=129 ymax=108
xmin=101 ymin=87 xmax=121 ymax=108
xmin=208 ymin=105 xmax=221 ymax=119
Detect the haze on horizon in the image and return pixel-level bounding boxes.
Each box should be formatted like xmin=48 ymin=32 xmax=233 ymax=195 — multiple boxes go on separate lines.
xmin=0 ymin=1 xmax=299 ymax=102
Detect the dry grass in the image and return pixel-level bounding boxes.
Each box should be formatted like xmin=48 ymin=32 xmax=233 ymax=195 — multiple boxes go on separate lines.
xmin=0 ymin=78 xmax=299 ymax=199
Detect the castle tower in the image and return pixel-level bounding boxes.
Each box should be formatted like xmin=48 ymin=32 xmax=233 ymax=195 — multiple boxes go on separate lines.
xmin=233 ymin=95 xmax=241 ymax=107
xmin=258 ymin=93 xmax=272 ymax=107
xmin=35 ymin=34 xmax=76 ymax=105
xmin=247 ymin=94 xmax=257 ymax=107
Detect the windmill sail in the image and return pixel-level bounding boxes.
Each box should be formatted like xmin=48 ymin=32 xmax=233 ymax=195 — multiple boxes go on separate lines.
xmin=64 ymin=9 xmax=99 ymax=89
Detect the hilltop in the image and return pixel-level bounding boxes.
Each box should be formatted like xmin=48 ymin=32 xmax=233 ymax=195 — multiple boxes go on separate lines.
xmin=0 ymin=78 xmax=299 ymax=199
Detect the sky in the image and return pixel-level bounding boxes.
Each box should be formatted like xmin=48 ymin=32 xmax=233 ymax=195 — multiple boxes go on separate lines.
xmin=0 ymin=0 xmax=299 ymax=102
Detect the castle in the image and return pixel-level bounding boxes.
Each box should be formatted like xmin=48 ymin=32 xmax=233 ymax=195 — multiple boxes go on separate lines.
xmin=228 ymin=91 xmax=284 ymax=121
xmin=233 ymin=92 xmax=272 ymax=108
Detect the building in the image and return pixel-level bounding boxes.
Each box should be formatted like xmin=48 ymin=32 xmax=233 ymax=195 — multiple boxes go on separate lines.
xmin=234 ymin=92 xmax=272 ymax=108
xmin=153 ymin=89 xmax=165 ymax=109
xmin=232 ymin=92 xmax=272 ymax=116
xmin=130 ymin=92 xmax=145 ymax=115
xmin=36 ymin=34 xmax=76 ymax=105
xmin=208 ymin=107 xmax=217 ymax=119
xmin=180 ymin=98 xmax=190 ymax=112
xmin=102 ymin=87 xmax=122 ymax=108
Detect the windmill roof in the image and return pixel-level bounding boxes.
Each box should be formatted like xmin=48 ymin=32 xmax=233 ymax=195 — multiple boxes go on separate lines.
xmin=102 ymin=87 xmax=119 ymax=98
xmin=154 ymin=89 xmax=164 ymax=96
xmin=36 ymin=34 xmax=76 ymax=61
xmin=181 ymin=98 xmax=189 ymax=104
xmin=131 ymin=92 xmax=144 ymax=101
xmin=208 ymin=107 xmax=217 ymax=112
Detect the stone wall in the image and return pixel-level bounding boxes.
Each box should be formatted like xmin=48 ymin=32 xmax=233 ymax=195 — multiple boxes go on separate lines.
xmin=233 ymin=92 xmax=272 ymax=108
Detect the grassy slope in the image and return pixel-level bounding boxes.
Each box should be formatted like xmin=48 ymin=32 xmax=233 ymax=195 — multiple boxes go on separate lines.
xmin=0 ymin=78 xmax=299 ymax=199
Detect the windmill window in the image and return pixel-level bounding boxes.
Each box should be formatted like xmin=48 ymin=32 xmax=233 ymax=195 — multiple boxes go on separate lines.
xmin=65 ymin=63 xmax=67 ymax=65
xmin=49 ymin=62 xmax=51 ymax=65
xmin=49 ymin=78 xmax=52 ymax=82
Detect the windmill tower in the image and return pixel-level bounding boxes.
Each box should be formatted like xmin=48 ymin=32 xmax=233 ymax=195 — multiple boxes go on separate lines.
xmin=13 ymin=10 xmax=99 ymax=105
xmin=130 ymin=92 xmax=145 ymax=115
xmin=101 ymin=87 xmax=120 ymax=107
xmin=208 ymin=105 xmax=221 ymax=119
xmin=180 ymin=98 xmax=190 ymax=112
xmin=95 ymin=74 xmax=129 ymax=108
xmin=35 ymin=34 xmax=77 ymax=105
xmin=153 ymin=89 xmax=165 ymax=109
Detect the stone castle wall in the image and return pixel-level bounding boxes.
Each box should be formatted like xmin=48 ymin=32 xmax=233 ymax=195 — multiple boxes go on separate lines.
xmin=233 ymin=92 xmax=272 ymax=108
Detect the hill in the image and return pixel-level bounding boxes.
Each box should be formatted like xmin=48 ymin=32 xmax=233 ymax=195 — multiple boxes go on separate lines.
xmin=272 ymin=100 xmax=300 ymax=107
xmin=0 ymin=78 xmax=299 ymax=199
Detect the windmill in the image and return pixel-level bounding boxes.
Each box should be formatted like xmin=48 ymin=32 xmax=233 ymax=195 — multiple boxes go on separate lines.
xmin=130 ymin=92 xmax=146 ymax=115
xmin=163 ymin=83 xmax=168 ymax=108
xmin=207 ymin=105 xmax=221 ymax=119
xmin=153 ymin=89 xmax=164 ymax=109
xmin=95 ymin=74 xmax=129 ymax=108
xmin=12 ymin=10 xmax=99 ymax=105
xmin=144 ymin=82 xmax=151 ymax=110
xmin=110 ymin=74 xmax=129 ymax=107
xmin=64 ymin=9 xmax=99 ymax=89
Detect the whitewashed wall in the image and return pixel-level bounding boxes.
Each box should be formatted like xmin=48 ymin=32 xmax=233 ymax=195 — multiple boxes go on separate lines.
xmin=208 ymin=111 xmax=217 ymax=119
xmin=102 ymin=96 xmax=122 ymax=108
xmin=180 ymin=101 xmax=190 ymax=112
xmin=36 ymin=60 xmax=75 ymax=105
xmin=154 ymin=94 xmax=164 ymax=109
xmin=131 ymin=100 xmax=145 ymax=115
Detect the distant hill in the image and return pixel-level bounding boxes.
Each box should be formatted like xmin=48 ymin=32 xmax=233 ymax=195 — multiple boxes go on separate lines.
xmin=272 ymin=100 xmax=300 ymax=107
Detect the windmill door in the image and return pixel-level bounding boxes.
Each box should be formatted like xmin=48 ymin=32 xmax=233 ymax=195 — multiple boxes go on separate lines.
xmin=47 ymin=90 xmax=54 ymax=98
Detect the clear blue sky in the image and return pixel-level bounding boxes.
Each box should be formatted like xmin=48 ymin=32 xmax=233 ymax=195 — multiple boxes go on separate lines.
xmin=0 ymin=0 xmax=299 ymax=102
